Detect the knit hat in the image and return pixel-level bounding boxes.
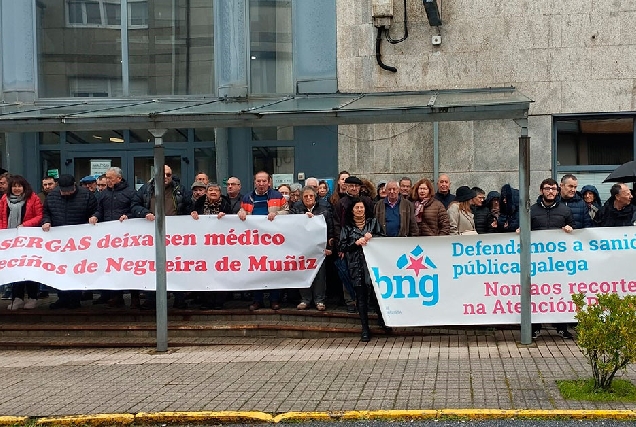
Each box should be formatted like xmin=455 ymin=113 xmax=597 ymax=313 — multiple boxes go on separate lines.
xmin=344 ymin=176 xmax=363 ymax=186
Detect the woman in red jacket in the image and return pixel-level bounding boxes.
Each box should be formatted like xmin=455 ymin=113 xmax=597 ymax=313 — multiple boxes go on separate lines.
xmin=0 ymin=175 xmax=43 ymax=310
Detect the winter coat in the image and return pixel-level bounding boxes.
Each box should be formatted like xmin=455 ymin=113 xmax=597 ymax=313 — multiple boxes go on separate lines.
xmin=192 ymin=194 xmax=233 ymax=215
xmin=482 ymin=191 xmax=500 ymax=234
xmin=42 ymin=186 xmax=97 ymax=226
xmin=530 ymin=197 xmax=574 ymax=230
xmin=374 ymin=197 xmax=419 ymax=237
xmin=595 ymin=197 xmax=636 ymax=227
xmin=131 ymin=179 xmax=189 ymax=217
xmin=94 ymin=179 xmax=136 ymax=222
xmin=339 ymin=218 xmax=382 ymax=288
xmin=472 ymin=205 xmax=491 ymax=234
xmin=291 ymin=200 xmax=334 ymax=250
xmin=434 ymin=192 xmax=455 ymax=209
xmin=559 ymin=191 xmax=592 ymax=229
xmin=447 ymin=203 xmax=477 ymax=235
xmin=0 ymin=193 xmax=43 ymax=229
xmin=497 ymin=184 xmax=519 ymax=232
xmin=581 ymin=185 xmax=602 ymax=225
xmin=413 ymin=198 xmax=450 ymax=236
xmin=331 ymin=194 xmax=374 ymax=251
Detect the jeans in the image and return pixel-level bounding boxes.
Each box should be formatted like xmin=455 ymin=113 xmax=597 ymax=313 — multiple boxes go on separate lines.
xmin=299 ymin=263 xmax=326 ymax=305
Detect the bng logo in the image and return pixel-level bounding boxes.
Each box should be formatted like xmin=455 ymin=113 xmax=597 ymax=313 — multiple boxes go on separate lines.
xmin=371 ymin=245 xmax=440 ymax=306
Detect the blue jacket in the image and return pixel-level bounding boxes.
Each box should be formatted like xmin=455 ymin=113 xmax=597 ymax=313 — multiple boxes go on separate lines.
xmin=558 ymin=191 xmax=591 ymax=229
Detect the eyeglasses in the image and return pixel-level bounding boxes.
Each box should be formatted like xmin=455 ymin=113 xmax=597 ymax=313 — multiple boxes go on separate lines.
xmin=542 ymin=187 xmax=558 ymax=192
xmin=164 ymin=173 xmax=172 ymax=177
xmin=227 ymin=183 xmax=239 ymax=186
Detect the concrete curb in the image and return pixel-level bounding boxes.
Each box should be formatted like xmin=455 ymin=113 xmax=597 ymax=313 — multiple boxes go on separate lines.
xmin=3 ymin=409 xmax=636 ymax=425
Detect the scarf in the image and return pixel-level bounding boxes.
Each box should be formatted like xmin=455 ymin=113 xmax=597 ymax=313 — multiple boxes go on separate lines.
xmin=414 ymin=199 xmax=430 ymax=223
xmin=353 ymin=215 xmax=366 ymax=230
xmin=7 ymin=194 xmax=25 ymax=229
xmin=203 ymin=197 xmax=222 ymax=215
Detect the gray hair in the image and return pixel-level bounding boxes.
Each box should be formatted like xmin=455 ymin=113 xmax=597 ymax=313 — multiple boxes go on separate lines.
xmin=301 ymin=185 xmax=317 ymax=197
xmin=290 ymin=183 xmax=302 ymax=192
xmin=206 ymin=182 xmax=221 ymax=190
xmin=305 ymin=177 xmax=319 ymax=187
xmin=107 ymin=167 xmax=123 ymax=178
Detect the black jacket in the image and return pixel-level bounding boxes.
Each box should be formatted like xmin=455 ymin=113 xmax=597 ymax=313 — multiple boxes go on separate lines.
xmin=42 ymin=186 xmax=97 ymax=226
xmin=94 ymin=179 xmax=136 ymax=222
xmin=595 ymin=197 xmax=636 ymax=227
xmin=497 ymin=184 xmax=519 ymax=232
xmin=332 ymin=194 xmax=374 ymax=251
xmin=339 ymin=218 xmax=382 ymax=288
xmin=558 ymin=191 xmax=592 ymax=229
xmin=131 ymin=179 xmax=189 ymax=217
xmin=434 ymin=192 xmax=455 ymax=209
xmin=530 ymin=197 xmax=574 ymax=231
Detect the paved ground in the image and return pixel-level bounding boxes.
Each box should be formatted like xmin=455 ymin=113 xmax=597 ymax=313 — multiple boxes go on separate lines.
xmin=1 ymin=328 xmax=635 ymax=418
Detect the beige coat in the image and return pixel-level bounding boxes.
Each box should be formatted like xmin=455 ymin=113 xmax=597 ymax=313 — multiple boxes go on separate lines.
xmin=447 ymin=202 xmax=476 ymax=235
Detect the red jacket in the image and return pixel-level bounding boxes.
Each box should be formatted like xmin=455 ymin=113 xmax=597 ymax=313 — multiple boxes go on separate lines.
xmin=0 ymin=193 xmax=43 ymax=229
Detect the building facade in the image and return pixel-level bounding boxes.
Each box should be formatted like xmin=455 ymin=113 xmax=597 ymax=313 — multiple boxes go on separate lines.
xmin=1 ymin=0 xmax=635 ymax=197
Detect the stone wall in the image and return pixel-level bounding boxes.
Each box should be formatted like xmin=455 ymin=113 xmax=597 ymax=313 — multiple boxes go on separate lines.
xmin=336 ymin=0 xmax=636 ymax=192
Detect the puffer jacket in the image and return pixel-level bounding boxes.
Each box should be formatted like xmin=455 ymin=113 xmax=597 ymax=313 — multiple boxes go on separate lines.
xmin=413 ymin=198 xmax=450 ymax=236
xmin=131 ymin=179 xmax=189 ymax=217
xmin=558 ymin=191 xmax=592 ymax=229
xmin=581 ymin=184 xmax=602 ymax=225
xmin=192 ymin=194 xmax=232 ymax=215
xmin=497 ymin=184 xmax=519 ymax=232
xmin=595 ymin=197 xmax=636 ymax=227
xmin=0 ymin=192 xmax=43 ymax=229
xmin=339 ymin=218 xmax=382 ymax=288
xmin=94 ymin=179 xmax=136 ymax=222
xmin=42 ymin=186 xmax=97 ymax=226
xmin=530 ymin=197 xmax=574 ymax=230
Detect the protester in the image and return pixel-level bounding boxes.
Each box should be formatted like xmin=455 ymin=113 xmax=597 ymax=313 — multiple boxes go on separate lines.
xmin=339 ymin=198 xmax=388 ymax=342
xmin=448 ymin=186 xmax=477 ymax=235
xmin=0 ymin=175 xmax=43 ymax=310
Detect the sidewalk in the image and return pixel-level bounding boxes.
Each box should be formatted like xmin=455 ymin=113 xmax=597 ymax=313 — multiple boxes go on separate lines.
xmin=1 ymin=328 xmax=635 ymax=421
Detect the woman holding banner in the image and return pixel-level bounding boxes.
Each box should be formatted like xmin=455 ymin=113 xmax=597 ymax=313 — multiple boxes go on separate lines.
xmin=339 ymin=198 xmax=388 ymax=342
xmin=0 ymin=175 xmax=43 ymax=310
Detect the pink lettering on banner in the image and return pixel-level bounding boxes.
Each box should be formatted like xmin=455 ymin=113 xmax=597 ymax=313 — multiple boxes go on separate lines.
xmin=0 ymin=255 xmax=67 ymax=274
xmin=97 ymin=234 xmax=153 ymax=249
xmin=204 ymin=229 xmax=285 ymax=246
xmin=0 ymin=236 xmax=92 ymax=252
xmin=248 ymin=255 xmax=317 ymax=272
xmin=105 ymin=257 xmax=207 ymax=276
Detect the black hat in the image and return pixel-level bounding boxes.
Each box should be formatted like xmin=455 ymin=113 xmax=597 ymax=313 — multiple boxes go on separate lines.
xmin=58 ymin=174 xmax=76 ymax=192
xmin=344 ymin=176 xmax=363 ymax=186
xmin=455 ymin=185 xmax=476 ymax=203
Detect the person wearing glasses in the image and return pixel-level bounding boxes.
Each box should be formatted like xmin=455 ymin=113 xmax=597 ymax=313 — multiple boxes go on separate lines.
xmin=225 ymin=176 xmax=243 ymax=214
xmin=131 ymin=164 xmax=189 ymax=309
xmin=529 ymin=177 xmax=574 ymax=340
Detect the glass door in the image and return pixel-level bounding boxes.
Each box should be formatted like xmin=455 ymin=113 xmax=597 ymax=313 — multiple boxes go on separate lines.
xmin=130 ymin=150 xmax=189 ymax=191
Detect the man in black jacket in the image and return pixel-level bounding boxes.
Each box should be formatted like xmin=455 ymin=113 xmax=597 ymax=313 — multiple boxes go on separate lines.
xmin=530 ymin=178 xmax=574 ymax=340
xmin=42 ymin=174 xmax=97 ymax=309
xmin=89 ymin=167 xmax=139 ymax=308
xmin=595 ymin=183 xmax=635 ymax=227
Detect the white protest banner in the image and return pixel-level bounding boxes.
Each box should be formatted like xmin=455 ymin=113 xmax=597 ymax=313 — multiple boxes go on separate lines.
xmin=363 ymin=227 xmax=636 ymax=327
xmin=0 ymin=215 xmax=327 ymax=291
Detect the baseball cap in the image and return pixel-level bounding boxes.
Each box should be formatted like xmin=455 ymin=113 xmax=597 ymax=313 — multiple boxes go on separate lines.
xmin=58 ymin=174 xmax=76 ymax=192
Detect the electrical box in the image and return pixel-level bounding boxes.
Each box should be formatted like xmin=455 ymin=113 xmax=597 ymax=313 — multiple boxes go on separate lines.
xmin=372 ymin=0 xmax=393 ymax=28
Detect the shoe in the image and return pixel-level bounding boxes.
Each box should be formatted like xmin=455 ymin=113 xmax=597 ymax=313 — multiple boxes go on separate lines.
xmin=346 ymin=304 xmax=357 ymax=314
xmin=532 ymin=329 xmax=541 ymax=339
xmin=93 ymin=296 xmax=109 ymax=305
xmin=270 ymin=301 xmax=281 ymax=311
xmin=249 ymin=301 xmax=262 ymax=311
xmin=297 ymin=302 xmax=308 ymax=310
xmin=1 ymin=290 xmax=11 ymax=300
xmin=108 ymin=296 xmax=125 ymax=308
xmin=557 ymin=329 xmax=573 ymax=339
xmin=381 ymin=326 xmax=393 ymax=334
xmin=316 ymin=303 xmax=326 ymax=311
xmin=37 ymin=291 xmax=49 ymax=299
xmin=24 ymin=299 xmax=38 ymax=310
xmin=49 ymin=300 xmax=67 ymax=310
xmin=7 ymin=298 xmax=25 ymax=310
xmin=360 ymin=328 xmax=371 ymax=342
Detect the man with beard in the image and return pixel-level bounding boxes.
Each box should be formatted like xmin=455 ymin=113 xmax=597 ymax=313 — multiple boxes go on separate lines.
xmin=132 ymin=164 xmax=189 ymax=309
xmin=529 ymin=178 xmax=574 ymax=340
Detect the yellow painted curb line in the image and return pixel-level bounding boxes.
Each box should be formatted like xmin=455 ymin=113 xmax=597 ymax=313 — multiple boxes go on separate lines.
xmin=36 ymin=414 xmax=134 ymax=426
xmin=0 ymin=416 xmax=29 ymax=426
xmin=135 ymin=411 xmax=273 ymax=424
xmin=5 ymin=409 xmax=636 ymax=425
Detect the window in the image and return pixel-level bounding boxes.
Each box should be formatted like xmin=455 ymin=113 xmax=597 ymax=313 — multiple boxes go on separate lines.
xmin=66 ymin=0 xmax=148 ymax=28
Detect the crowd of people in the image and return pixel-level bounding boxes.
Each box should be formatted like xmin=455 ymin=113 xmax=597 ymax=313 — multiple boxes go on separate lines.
xmin=1 ymin=167 xmax=634 ymax=343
